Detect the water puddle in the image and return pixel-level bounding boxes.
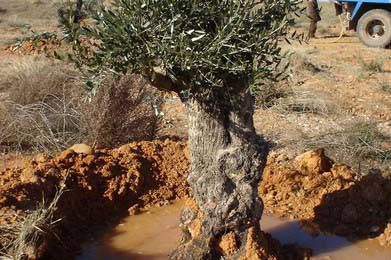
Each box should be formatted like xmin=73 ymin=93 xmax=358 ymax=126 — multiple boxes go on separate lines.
xmin=77 ymin=201 xmax=391 ymax=260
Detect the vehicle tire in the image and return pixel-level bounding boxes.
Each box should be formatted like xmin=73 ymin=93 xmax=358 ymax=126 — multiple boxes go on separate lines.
xmin=357 ymin=9 xmax=391 ymax=48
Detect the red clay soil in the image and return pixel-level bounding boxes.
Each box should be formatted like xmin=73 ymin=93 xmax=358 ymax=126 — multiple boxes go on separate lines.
xmin=1 ymin=140 xmax=391 ymax=259
xmin=0 ymin=139 xmax=189 ymax=259
xmin=259 ymin=148 xmax=391 ymax=240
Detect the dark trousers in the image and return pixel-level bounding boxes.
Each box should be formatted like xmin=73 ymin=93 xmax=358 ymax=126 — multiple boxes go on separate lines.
xmin=307 ymin=0 xmax=321 ymax=39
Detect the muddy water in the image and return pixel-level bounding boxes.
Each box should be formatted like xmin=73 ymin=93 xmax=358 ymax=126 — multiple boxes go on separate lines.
xmin=78 ymin=201 xmax=391 ymax=260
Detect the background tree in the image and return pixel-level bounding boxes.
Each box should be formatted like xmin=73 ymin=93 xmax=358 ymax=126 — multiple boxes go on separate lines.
xmin=67 ymin=0 xmax=298 ymax=258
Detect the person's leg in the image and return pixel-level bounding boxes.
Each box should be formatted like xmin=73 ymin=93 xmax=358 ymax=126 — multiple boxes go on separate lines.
xmin=307 ymin=0 xmax=321 ymax=39
xmin=308 ymin=21 xmax=317 ymax=39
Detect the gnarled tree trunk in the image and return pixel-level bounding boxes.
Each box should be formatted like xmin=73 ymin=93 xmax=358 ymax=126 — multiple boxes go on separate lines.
xmin=171 ymin=85 xmax=267 ymax=259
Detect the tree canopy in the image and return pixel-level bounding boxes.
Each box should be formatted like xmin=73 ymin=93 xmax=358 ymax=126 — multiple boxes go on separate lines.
xmin=66 ymin=0 xmax=297 ymax=100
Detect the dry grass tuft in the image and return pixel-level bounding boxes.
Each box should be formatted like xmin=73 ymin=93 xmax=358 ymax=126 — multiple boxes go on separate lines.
xmin=0 ymin=57 xmax=77 ymax=105
xmin=0 ymin=0 xmax=58 ymax=30
xmin=0 ymin=97 xmax=81 ymax=153
xmin=0 ymin=57 xmax=81 ymax=152
xmin=358 ymin=57 xmax=384 ymax=73
xmin=270 ymin=91 xmax=336 ymax=115
xmin=301 ymin=122 xmax=391 ymax=173
xmin=355 ymin=55 xmax=385 ymax=81
xmin=376 ymin=74 xmax=391 ymax=93
xmin=80 ymin=75 xmax=162 ymax=148
xmin=0 ymin=181 xmax=66 ymax=260
xmin=255 ymin=82 xmax=290 ymax=109
xmin=0 ymin=57 xmax=161 ymax=153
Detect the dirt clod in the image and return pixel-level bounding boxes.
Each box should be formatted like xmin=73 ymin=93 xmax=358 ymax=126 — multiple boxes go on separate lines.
xmin=217 ymin=232 xmax=239 ymax=255
xmin=293 ymin=148 xmax=333 ymax=175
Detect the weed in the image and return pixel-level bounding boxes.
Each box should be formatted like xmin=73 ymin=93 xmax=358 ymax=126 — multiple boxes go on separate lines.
xmin=357 ymin=55 xmax=384 ymax=73
xmin=0 ymin=180 xmax=66 ymax=260
xmin=378 ymin=80 xmax=391 ymax=93
xmin=271 ymin=91 xmax=336 ymax=115
xmin=255 ymin=83 xmax=290 ymax=109
xmin=80 ymin=75 xmax=162 ymax=148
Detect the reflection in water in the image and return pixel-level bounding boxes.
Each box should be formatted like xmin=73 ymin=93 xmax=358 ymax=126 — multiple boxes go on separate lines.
xmin=261 ymin=216 xmax=391 ymax=259
xmin=77 ymin=201 xmax=391 ymax=260
xmin=77 ymin=202 xmax=183 ymax=260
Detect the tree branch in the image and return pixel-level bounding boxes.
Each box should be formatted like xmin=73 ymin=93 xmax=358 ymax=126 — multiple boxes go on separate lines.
xmin=141 ymin=68 xmax=178 ymax=93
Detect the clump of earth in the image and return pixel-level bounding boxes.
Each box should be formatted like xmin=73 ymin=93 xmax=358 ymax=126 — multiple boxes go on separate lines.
xmin=6 ymin=38 xmax=64 ymax=57
xmin=260 ymin=148 xmax=391 ymax=239
xmin=1 ymin=140 xmax=390 ymax=259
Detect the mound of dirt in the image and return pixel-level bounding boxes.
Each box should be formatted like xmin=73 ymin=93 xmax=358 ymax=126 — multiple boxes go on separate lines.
xmin=1 ymin=140 xmax=391 ymax=259
xmin=259 ymin=149 xmax=391 ymax=239
xmin=0 ymin=139 xmax=189 ymax=259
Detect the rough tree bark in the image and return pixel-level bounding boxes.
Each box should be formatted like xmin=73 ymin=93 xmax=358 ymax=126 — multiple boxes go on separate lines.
xmin=171 ymin=82 xmax=266 ymax=259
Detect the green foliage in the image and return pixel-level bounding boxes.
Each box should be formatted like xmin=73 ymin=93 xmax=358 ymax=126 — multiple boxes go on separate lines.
xmin=65 ymin=0 xmax=299 ymax=100
xmin=380 ymin=81 xmax=391 ymax=93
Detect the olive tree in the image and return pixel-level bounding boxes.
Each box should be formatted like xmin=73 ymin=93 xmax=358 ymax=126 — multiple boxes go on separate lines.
xmin=68 ymin=0 xmax=297 ymax=258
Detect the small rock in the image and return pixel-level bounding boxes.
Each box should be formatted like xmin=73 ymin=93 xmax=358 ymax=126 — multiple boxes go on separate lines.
xmin=35 ymin=153 xmax=48 ymax=163
xmin=216 ymin=232 xmax=238 ymax=255
xmin=293 ymin=148 xmax=333 ymax=175
xmin=83 ymin=155 xmax=95 ymax=166
xmin=58 ymin=149 xmax=76 ymax=161
xmin=331 ymin=164 xmax=354 ymax=180
xmin=69 ymin=144 xmax=94 ymax=155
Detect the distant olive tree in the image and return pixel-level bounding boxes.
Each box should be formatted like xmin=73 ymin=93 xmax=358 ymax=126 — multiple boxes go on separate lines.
xmin=58 ymin=0 xmax=103 ymax=26
xmin=66 ymin=0 xmax=298 ymax=258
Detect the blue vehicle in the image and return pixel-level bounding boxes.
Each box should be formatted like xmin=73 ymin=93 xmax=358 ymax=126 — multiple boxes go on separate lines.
xmin=338 ymin=0 xmax=391 ymax=47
